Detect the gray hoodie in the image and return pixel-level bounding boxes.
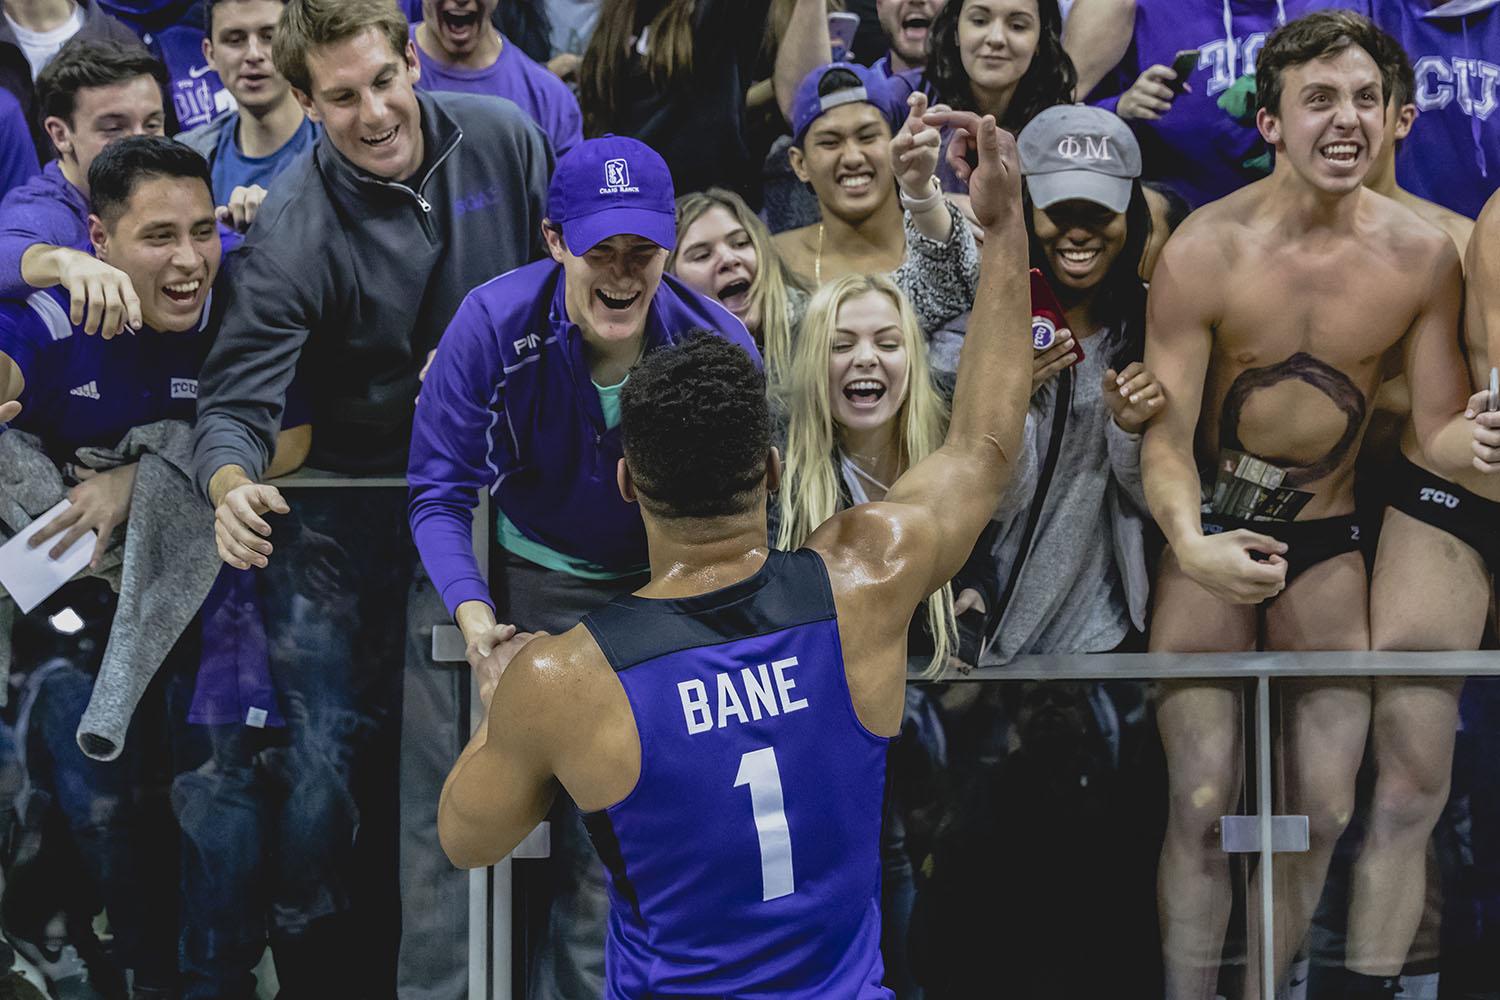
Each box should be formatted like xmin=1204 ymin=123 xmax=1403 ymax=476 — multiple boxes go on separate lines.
xmin=978 ymin=324 xmax=1153 ymax=666
xmin=193 ymin=89 xmax=552 ymax=491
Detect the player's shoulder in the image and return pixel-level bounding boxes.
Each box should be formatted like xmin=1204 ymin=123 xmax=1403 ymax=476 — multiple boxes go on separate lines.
xmin=502 ymin=623 xmax=617 ymax=716
xmin=806 ymin=501 xmax=932 ymax=595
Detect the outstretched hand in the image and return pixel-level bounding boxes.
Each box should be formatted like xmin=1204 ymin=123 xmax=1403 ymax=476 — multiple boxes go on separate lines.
xmin=921 ymin=109 xmax=1021 ymax=234
xmin=0 ymin=400 xmax=18 ymax=424
xmin=215 ymin=481 xmax=290 ymax=569
xmin=891 ymin=91 xmax=945 ymax=196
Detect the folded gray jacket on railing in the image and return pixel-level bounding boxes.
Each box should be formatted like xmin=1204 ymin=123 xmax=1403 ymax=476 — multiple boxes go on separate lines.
xmin=0 ymin=421 xmax=220 ymax=760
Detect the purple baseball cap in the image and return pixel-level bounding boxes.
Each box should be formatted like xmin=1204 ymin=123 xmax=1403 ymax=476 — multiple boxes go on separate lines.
xmin=547 ymin=135 xmax=677 ymax=255
xmin=790 ymin=61 xmax=903 ymax=146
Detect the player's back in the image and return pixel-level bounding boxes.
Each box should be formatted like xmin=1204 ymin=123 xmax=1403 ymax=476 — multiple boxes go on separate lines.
xmin=580 ymin=547 xmax=892 ymax=999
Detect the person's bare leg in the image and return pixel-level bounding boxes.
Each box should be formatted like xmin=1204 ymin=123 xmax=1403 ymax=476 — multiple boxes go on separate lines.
xmin=1241 ymin=550 xmax=1372 ymax=1000
xmin=1152 ymin=548 xmax=1258 ymax=1000
xmin=1348 ymin=509 xmax=1486 ymax=976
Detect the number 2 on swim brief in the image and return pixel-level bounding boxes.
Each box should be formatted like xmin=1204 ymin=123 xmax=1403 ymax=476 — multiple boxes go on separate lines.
xmin=734 ymin=747 xmax=795 ymax=901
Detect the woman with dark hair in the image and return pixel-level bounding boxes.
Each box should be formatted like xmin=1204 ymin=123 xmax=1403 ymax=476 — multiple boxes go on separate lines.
xmin=576 ymin=0 xmax=831 ymax=201
xmin=969 ymin=104 xmax=1166 ymax=665
xmin=921 ymin=0 xmax=1076 ymax=192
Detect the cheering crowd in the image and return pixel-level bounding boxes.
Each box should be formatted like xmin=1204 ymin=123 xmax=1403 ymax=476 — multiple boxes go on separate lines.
xmin=0 ymin=0 xmax=1498 ymax=996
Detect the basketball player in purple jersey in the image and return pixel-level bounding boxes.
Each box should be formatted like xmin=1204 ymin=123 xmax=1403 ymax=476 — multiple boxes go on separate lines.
xmin=436 ymin=110 xmax=1032 ymax=998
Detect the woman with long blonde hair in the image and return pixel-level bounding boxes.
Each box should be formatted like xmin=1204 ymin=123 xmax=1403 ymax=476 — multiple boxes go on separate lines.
xmin=776 ymin=272 xmax=958 ymax=674
xmin=670 ymin=188 xmax=811 ymax=389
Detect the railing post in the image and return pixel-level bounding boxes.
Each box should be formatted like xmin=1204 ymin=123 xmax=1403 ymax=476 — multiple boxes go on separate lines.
xmin=1256 ymin=673 xmax=1275 ymax=1000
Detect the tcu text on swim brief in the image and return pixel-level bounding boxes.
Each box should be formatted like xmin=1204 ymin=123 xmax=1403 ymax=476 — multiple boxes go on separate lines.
xmin=677 ymin=658 xmax=810 ymax=735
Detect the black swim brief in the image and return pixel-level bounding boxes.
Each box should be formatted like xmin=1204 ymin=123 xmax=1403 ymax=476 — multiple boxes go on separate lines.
xmin=1384 ymin=454 xmax=1500 ymax=574
xmin=1201 ymin=511 xmax=1364 ymax=584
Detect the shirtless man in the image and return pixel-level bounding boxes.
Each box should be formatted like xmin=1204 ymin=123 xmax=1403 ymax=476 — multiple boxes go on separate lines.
xmin=1140 ymin=12 xmax=1484 ymax=1000
xmin=1360 ymin=26 xmax=1475 ymax=456
xmin=1362 ymin=183 xmax=1500 ymax=993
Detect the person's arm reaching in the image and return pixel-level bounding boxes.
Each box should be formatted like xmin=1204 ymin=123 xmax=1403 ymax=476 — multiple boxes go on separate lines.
xmin=811 ymin=111 xmax=1031 ymax=607
xmin=1063 ymin=0 xmax=1137 ymax=100
xmin=1141 ymin=225 xmax=1287 ymax=603
xmin=197 ymin=247 xmax=321 ymax=568
xmin=407 ymin=293 xmax=512 ymax=661
xmin=891 ymin=92 xmax=954 ymax=244
xmin=19 ymin=245 xmax=142 ymax=338
xmin=773 ymin=0 xmax=832 ymax=125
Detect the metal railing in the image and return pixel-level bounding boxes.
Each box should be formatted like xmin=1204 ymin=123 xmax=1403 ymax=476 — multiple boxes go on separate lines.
xmin=430 ymin=598 xmax=1500 ymax=1000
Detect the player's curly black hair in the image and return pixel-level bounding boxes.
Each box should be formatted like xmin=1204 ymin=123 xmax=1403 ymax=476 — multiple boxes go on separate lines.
xmin=620 ymin=331 xmax=769 ymax=519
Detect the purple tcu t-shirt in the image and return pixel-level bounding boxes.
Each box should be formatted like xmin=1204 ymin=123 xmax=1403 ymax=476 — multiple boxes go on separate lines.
xmin=1088 ymin=0 xmax=1371 ymax=207
xmin=1372 ymin=0 xmax=1499 ymax=219
xmin=411 ymin=28 xmax=582 ymax=158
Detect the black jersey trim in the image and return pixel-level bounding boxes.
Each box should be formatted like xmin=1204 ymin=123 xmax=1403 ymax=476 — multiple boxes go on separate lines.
xmin=582 ymin=549 xmax=838 ymax=673
xmin=580 ymin=810 xmax=642 ymax=920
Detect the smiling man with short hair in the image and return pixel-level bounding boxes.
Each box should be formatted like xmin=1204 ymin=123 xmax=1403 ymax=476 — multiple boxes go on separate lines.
xmin=409 ymin=0 xmax=581 ymax=157
xmin=0 ymin=39 xmax=167 ymax=331
xmin=408 ymin=134 xmax=758 ymax=999
xmin=189 ymin=0 xmax=550 ymax=990
xmin=177 ymin=0 xmax=317 ymax=231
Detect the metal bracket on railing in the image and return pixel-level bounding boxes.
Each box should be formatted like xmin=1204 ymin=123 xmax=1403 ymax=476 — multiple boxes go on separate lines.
xmin=512 ymin=822 xmax=551 ymax=860
xmin=1220 ymin=815 xmax=1309 ymax=853
xmin=433 ymin=623 xmax=466 ymax=664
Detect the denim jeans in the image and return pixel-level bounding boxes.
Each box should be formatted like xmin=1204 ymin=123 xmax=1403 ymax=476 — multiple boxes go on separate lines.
xmin=15 ymin=651 xmax=180 ymax=992
xmin=170 ymin=488 xmax=411 ymax=1000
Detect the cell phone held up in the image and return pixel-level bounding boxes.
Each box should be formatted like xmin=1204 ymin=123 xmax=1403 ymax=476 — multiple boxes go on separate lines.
xmin=828 ymin=11 xmax=860 ymax=62
xmin=1168 ymin=48 xmax=1200 ymax=95
xmin=1029 ymin=269 xmax=1084 ymax=365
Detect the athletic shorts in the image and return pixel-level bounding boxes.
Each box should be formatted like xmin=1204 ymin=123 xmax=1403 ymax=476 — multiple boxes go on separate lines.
xmin=1383 ymin=454 xmax=1500 ymax=575
xmin=1201 ymin=511 xmax=1364 ymax=584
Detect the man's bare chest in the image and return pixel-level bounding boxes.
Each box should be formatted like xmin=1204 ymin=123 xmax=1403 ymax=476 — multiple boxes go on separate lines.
xmin=1213 ymin=251 xmax=1420 ymax=371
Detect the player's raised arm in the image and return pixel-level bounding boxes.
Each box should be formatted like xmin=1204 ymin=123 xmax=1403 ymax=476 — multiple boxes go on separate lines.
xmin=821 ymin=110 xmax=1031 ymax=601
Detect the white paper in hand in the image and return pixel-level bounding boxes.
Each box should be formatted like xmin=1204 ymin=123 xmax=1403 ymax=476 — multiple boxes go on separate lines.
xmin=0 ymin=500 xmax=96 ymax=613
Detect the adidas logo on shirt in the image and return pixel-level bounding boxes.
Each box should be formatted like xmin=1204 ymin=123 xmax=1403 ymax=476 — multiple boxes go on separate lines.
xmin=69 ymin=381 xmax=101 ymax=400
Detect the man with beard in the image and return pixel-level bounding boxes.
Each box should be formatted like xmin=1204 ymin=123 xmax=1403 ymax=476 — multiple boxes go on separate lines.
xmin=410 ymin=0 xmax=581 ymax=157
xmin=875 ymin=0 xmax=946 ymax=76
xmin=1140 ymin=11 xmax=1495 ymax=999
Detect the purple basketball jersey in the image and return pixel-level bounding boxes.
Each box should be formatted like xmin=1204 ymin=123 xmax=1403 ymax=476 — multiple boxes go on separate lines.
xmin=580 ymin=548 xmax=893 ymax=998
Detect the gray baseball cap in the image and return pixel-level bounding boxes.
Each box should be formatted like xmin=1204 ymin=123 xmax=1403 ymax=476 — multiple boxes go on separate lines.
xmin=1017 ymin=105 xmax=1142 ymax=214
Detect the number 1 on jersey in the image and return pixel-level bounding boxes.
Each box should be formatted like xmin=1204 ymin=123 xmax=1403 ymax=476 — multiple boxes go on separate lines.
xmin=734 ymin=747 xmax=795 ymax=901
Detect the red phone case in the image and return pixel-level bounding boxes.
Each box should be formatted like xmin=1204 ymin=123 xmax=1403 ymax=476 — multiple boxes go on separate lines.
xmin=1029 ymin=269 xmax=1083 ymax=364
